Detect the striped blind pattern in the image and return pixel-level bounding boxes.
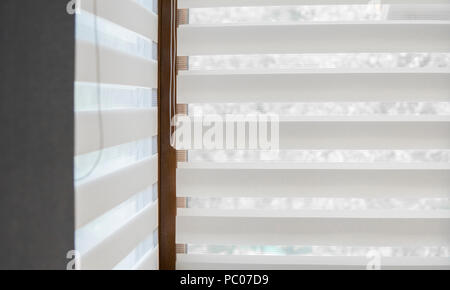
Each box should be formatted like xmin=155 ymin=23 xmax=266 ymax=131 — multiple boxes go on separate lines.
xmin=176 ymin=0 xmax=450 ymax=270
xmin=74 ymin=0 xmax=158 ymax=270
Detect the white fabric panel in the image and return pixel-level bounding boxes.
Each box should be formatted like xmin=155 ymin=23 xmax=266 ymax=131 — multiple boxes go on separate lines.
xmin=177 ymin=169 xmax=450 ymax=198
xmin=178 ymin=22 xmax=450 ymax=55
xmin=80 ymin=0 xmax=158 ymax=42
xmin=277 ymin=120 xmax=450 ymax=149
xmin=178 ymin=69 xmax=450 ymax=103
xmin=176 ymin=214 xmax=450 ymax=246
xmin=178 ymin=162 xmax=450 ymax=170
xmin=177 ymin=118 xmax=450 ymax=149
xmin=179 ymin=208 xmax=450 ymax=219
xmin=76 ymin=155 xmax=158 ymax=229
xmin=388 ymin=4 xmax=450 ymax=20
xmin=179 ymin=0 xmax=450 ymax=8
xmin=177 ymin=254 xmax=450 ymax=270
xmin=75 ymin=108 xmax=158 ymax=155
xmin=133 ymin=247 xmax=159 ymax=270
xmin=76 ymin=41 xmax=157 ymax=88
xmin=80 ymin=202 xmax=158 ymax=270
xmin=274 ymin=115 xmax=450 ymax=121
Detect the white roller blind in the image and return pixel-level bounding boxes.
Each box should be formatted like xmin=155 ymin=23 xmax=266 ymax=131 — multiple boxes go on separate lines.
xmin=178 ymin=69 xmax=450 ymax=102
xmin=178 ymin=22 xmax=450 ymax=55
xmin=176 ymin=255 xmax=450 ymax=270
xmin=179 ymin=0 xmax=450 ymax=8
xmin=74 ymin=0 xmax=158 ymax=270
xmin=176 ymin=2 xmax=450 ymax=270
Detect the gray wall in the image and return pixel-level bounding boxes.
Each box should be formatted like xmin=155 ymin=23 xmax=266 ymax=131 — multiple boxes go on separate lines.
xmin=0 ymin=0 xmax=75 ymax=270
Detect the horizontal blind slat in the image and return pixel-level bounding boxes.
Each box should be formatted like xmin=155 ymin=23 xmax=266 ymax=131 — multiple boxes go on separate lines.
xmin=76 ymin=155 xmax=158 ymax=229
xmin=178 ymin=208 xmax=450 ymax=219
xmin=177 ymin=169 xmax=450 ymax=198
xmin=279 ymin=121 xmax=450 ymax=149
xmin=178 ymin=162 xmax=450 ymax=170
xmin=75 ymin=108 xmax=158 ymax=155
xmin=76 ymin=41 xmax=157 ymax=88
xmin=80 ymin=0 xmax=158 ymax=42
xmin=177 ymin=215 xmax=450 ymax=246
xmin=178 ymin=22 xmax=450 ymax=55
xmin=81 ymin=202 xmax=158 ymax=270
xmin=178 ymin=70 xmax=450 ymax=103
xmin=388 ymin=4 xmax=450 ymax=20
xmin=177 ymin=254 xmax=450 ymax=270
xmin=179 ymin=0 xmax=450 ymax=8
xmin=175 ymin=120 xmax=450 ymax=149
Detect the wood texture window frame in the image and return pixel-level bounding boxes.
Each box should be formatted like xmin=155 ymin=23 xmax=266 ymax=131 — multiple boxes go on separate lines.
xmin=158 ymin=0 xmax=178 ymax=270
